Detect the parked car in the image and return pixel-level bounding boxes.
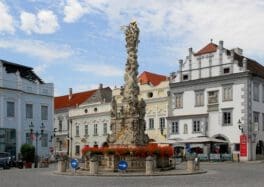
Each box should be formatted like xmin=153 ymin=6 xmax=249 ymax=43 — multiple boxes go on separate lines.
xmin=0 ymin=152 xmax=12 ymax=169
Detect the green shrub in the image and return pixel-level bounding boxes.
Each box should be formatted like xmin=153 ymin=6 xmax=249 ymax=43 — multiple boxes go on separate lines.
xmin=20 ymin=144 xmax=35 ymax=162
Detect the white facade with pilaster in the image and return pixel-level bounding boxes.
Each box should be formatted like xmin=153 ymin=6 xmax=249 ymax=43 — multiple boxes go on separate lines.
xmin=168 ymin=41 xmax=264 ymax=160
xmin=0 ymin=60 xmax=54 ymax=158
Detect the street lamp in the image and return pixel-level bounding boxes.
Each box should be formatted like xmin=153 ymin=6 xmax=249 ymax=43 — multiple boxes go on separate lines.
xmin=238 ymin=119 xmax=244 ymax=133
xmin=29 ymin=122 xmax=45 ymax=168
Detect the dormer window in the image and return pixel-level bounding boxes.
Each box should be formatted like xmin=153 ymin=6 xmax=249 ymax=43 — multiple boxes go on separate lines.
xmin=223 ymin=67 xmax=230 ymax=74
xmin=183 ymin=74 xmax=189 ymax=80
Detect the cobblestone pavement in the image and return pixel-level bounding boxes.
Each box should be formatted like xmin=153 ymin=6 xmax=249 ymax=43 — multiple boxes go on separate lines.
xmin=1 ymin=162 xmax=264 ymax=187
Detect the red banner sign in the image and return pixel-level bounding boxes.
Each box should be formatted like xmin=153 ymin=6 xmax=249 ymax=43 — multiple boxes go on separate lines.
xmin=240 ymin=134 xmax=247 ymax=157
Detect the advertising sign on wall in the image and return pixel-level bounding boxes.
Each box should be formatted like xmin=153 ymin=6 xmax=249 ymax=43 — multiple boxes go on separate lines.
xmin=240 ymin=134 xmax=247 ymax=157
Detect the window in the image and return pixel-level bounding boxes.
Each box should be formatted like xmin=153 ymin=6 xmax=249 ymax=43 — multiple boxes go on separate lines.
xmin=193 ymin=120 xmax=201 ymax=133
xmin=149 ymin=118 xmax=154 ymax=129
xmin=253 ymin=82 xmax=260 ymax=101
xmin=171 ymin=121 xmax=179 ymax=134
xmin=234 ymin=144 xmax=240 ymax=151
xmin=159 ymin=117 xmax=165 ymax=130
xmin=103 ymin=123 xmax=107 ymax=135
xmin=195 ymin=91 xmax=204 ymax=106
xmin=262 ymin=113 xmax=264 ymax=131
xmin=94 ymin=124 xmax=98 ymax=136
xmin=208 ymin=91 xmax=218 ymax=104
xmin=222 ymin=110 xmax=232 ymax=126
xmin=58 ymin=120 xmax=62 ymax=132
xmin=262 ymin=84 xmax=264 ymax=103
xmin=175 ymin=93 xmax=183 ymax=108
xmin=223 ymin=67 xmax=230 ymax=74
xmin=75 ymin=145 xmax=80 ymax=155
xmin=26 ymin=104 xmax=33 ymax=119
xmin=223 ymin=85 xmax=233 ymax=101
xmin=184 ymin=124 xmax=188 ymax=134
xmin=7 ymin=101 xmax=15 ymax=117
xmin=41 ymin=134 xmax=48 ymax=147
xmin=25 ymin=133 xmax=33 ymax=145
xmin=183 ymin=74 xmax=189 ymax=80
xmin=41 ymin=105 xmax=48 ymax=120
xmin=147 ymin=92 xmax=153 ymax=98
xmin=85 ymin=125 xmax=88 ymax=136
xmin=76 ymin=126 xmax=79 ymax=136
xmin=253 ymin=112 xmax=259 ymax=131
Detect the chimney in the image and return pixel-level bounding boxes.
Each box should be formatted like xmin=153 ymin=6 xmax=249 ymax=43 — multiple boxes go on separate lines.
xmin=219 ymin=40 xmax=224 ymax=50
xmin=69 ymin=88 xmax=73 ymax=100
xmin=99 ymin=83 xmax=103 ymax=89
xmin=189 ymin=48 xmax=193 ymax=56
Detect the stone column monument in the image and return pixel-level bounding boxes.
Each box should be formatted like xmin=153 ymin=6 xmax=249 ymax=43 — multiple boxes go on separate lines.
xmin=107 ymin=21 xmax=149 ymax=147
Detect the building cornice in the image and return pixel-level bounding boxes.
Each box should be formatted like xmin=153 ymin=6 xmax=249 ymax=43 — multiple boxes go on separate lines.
xmin=170 ymin=72 xmax=251 ymax=89
xmin=167 ymin=113 xmax=208 ymax=120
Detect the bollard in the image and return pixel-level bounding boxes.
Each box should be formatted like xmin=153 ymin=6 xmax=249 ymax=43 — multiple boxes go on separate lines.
xmin=186 ymin=160 xmax=194 ymax=172
xmin=90 ymin=156 xmax=98 ymax=175
xmin=145 ymin=156 xmax=154 ymax=175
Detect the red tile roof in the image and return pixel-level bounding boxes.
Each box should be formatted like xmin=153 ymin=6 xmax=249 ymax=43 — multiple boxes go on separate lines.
xmin=54 ymin=89 xmax=97 ymax=110
xmin=138 ymin=71 xmax=168 ymax=86
xmin=194 ymin=43 xmax=218 ymax=56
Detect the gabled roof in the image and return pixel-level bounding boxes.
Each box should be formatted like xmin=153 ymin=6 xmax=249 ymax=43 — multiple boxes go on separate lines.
xmin=54 ymin=89 xmax=97 ymax=110
xmin=138 ymin=71 xmax=168 ymax=86
xmin=194 ymin=43 xmax=218 ymax=56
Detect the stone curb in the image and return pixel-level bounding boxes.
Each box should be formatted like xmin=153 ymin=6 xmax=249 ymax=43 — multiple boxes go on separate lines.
xmin=53 ymin=170 xmax=207 ymax=177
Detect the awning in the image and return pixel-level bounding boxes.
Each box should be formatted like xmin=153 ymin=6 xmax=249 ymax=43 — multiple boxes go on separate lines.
xmin=170 ymin=136 xmax=228 ymax=144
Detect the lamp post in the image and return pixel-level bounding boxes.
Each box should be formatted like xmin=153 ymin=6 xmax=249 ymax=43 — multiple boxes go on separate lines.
xmin=238 ymin=119 xmax=244 ymax=133
xmin=29 ymin=122 xmax=45 ymax=168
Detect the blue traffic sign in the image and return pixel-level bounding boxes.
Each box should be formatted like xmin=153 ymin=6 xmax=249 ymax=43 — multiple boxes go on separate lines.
xmin=118 ymin=160 xmax=128 ymax=171
xmin=71 ymin=159 xmax=79 ymax=169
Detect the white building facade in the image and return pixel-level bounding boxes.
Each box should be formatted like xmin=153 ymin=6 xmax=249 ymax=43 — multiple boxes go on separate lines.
xmin=56 ymin=85 xmax=112 ymax=158
xmin=0 ymin=60 xmax=54 ymax=158
xmin=168 ymin=41 xmax=264 ymax=160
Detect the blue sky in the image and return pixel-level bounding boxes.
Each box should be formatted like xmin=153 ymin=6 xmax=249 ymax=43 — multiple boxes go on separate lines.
xmin=1 ymin=0 xmax=264 ymax=96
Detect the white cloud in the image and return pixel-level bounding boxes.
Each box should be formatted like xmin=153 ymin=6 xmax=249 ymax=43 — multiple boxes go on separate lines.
xmin=63 ymin=0 xmax=88 ymax=23
xmin=62 ymin=0 xmax=264 ymax=58
xmin=20 ymin=10 xmax=59 ymax=34
xmin=74 ymin=63 xmax=122 ymax=76
xmin=0 ymin=39 xmax=74 ymax=61
xmin=0 ymin=1 xmax=15 ymax=33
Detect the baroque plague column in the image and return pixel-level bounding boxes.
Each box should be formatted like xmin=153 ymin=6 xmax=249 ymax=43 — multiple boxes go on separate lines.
xmin=107 ymin=21 xmax=149 ymax=147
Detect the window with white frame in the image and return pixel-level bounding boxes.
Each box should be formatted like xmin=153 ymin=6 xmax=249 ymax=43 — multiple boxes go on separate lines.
xmin=253 ymin=82 xmax=260 ymax=101
xmin=84 ymin=125 xmax=88 ymax=136
xmin=253 ymin=111 xmax=259 ymax=131
xmin=103 ymin=123 xmax=107 ymax=135
xmin=159 ymin=117 xmax=165 ymax=130
xmin=7 ymin=101 xmax=15 ymax=117
xmin=171 ymin=121 xmax=179 ymax=134
xmin=75 ymin=145 xmax=80 ymax=155
xmin=175 ymin=93 xmax=183 ymax=108
xmin=41 ymin=133 xmax=48 ymax=147
xmin=58 ymin=120 xmax=62 ymax=131
xmin=94 ymin=124 xmax=98 ymax=136
xmin=262 ymin=84 xmax=264 ymax=103
xmin=76 ymin=126 xmax=79 ymax=136
xmin=223 ymin=85 xmax=233 ymax=101
xmin=183 ymin=124 xmax=188 ymax=134
xmin=149 ymin=118 xmax=154 ymax=129
xmin=208 ymin=91 xmax=218 ymax=104
xmin=193 ymin=120 xmax=201 ymax=133
xmin=222 ymin=109 xmax=232 ymax=126
xmin=25 ymin=133 xmax=33 ymax=145
xmin=195 ymin=91 xmax=204 ymax=106
xmin=262 ymin=113 xmax=264 ymax=131
xmin=41 ymin=105 xmax=48 ymax=120
xmin=26 ymin=104 xmax=33 ymax=119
